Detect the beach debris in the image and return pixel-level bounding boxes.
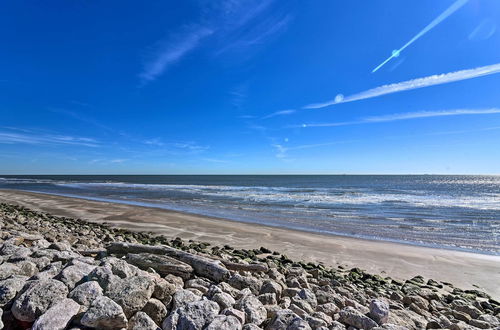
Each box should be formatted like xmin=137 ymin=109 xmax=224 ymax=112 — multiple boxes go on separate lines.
xmin=0 ymin=202 xmax=498 ymax=329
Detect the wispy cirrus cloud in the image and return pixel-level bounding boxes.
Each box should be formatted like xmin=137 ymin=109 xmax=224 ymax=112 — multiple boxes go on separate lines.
xmin=140 ymin=26 xmax=214 ymax=84
xmin=304 ymin=63 xmax=500 ymax=109
xmin=0 ymin=129 xmax=100 ymax=147
xmin=296 ymin=108 xmax=500 ymax=128
xmin=140 ymin=0 xmax=293 ymax=84
xmin=262 ymin=109 xmax=296 ymax=119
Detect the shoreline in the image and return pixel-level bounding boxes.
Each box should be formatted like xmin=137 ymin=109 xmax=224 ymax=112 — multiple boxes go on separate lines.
xmin=0 ymin=188 xmax=499 ymax=299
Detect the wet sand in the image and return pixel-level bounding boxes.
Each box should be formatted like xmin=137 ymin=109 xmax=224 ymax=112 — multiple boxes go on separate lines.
xmin=0 ymin=189 xmax=499 ymax=299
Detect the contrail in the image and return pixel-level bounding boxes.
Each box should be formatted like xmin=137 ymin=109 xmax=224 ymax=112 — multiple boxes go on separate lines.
xmin=304 ymin=62 xmax=500 ymax=109
xmin=372 ymin=0 xmax=469 ymax=73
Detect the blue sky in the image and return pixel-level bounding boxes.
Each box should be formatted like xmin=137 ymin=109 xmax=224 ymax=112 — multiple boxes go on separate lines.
xmin=1 ymin=0 xmax=500 ymax=174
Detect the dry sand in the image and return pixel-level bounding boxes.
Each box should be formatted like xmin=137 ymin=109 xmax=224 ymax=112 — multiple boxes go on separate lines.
xmin=0 ymin=189 xmax=498 ymax=299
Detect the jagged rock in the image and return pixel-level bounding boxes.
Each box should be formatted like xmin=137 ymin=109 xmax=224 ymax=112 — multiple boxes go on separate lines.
xmin=32 ymin=298 xmax=80 ymax=330
xmin=329 ymin=321 xmax=347 ymax=330
xmin=229 ymin=274 xmax=262 ymax=295
xmin=205 ymin=315 xmax=242 ymax=330
xmin=68 ymin=281 xmax=103 ymax=306
xmin=451 ymin=300 xmax=482 ymax=319
xmin=12 ymin=279 xmax=69 ymax=322
xmin=338 ymin=306 xmax=378 ymax=330
xmin=165 ymin=299 xmax=220 ymax=330
xmin=288 ymin=317 xmax=312 ymax=330
xmin=222 ymin=307 xmax=246 ymax=324
xmin=0 ymin=275 xmax=28 ymax=306
xmin=258 ymin=292 xmax=277 ymax=305
xmin=236 ymin=294 xmax=267 ymax=325
xmin=370 ymin=299 xmax=390 ymax=324
xmin=260 ymin=280 xmax=283 ymax=300
xmin=153 ymin=278 xmax=176 ymax=301
xmin=105 ymin=275 xmax=156 ymax=318
xmin=102 ymin=257 xmax=141 ymax=278
xmin=265 ymin=309 xmax=299 ymax=329
xmin=0 ymin=263 xmax=23 ymax=280
xmin=86 ymin=265 xmax=119 ymax=290
xmin=297 ymin=288 xmax=318 ymax=308
xmin=32 ymin=261 xmax=63 ymax=281
xmin=128 ymin=311 xmax=159 ymax=330
xmin=316 ymin=302 xmax=340 ymax=317
xmin=126 ymin=253 xmax=193 ymax=279
xmin=213 ymin=292 xmax=236 ymax=309
xmin=172 ymin=289 xmax=202 ymax=310
xmin=57 ymin=261 xmax=96 ymax=289
xmin=142 ymin=298 xmax=167 ymax=325
xmin=80 ymin=296 xmax=128 ymax=329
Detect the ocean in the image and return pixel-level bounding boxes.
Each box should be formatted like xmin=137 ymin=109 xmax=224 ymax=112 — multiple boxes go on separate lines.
xmin=0 ymin=175 xmax=498 ymax=255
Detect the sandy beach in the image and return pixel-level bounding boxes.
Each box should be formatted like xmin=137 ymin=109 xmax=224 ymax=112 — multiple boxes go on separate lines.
xmin=1 ymin=188 xmax=499 ymax=300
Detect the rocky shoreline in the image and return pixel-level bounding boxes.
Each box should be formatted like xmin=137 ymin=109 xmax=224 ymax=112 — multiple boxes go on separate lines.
xmin=0 ymin=202 xmax=498 ymax=329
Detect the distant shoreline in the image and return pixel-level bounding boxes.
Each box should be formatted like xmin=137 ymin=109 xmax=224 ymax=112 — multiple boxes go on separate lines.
xmin=1 ymin=188 xmax=499 ymax=299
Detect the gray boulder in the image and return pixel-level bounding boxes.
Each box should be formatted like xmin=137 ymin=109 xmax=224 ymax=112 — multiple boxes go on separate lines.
xmin=212 ymin=292 xmax=236 ymax=310
xmin=80 ymin=296 xmax=128 ymax=329
xmin=105 ymin=275 xmax=156 ymax=317
xmin=32 ymin=298 xmax=80 ymax=330
xmin=338 ymin=306 xmax=378 ymax=330
xmin=265 ymin=309 xmax=300 ymax=330
xmin=164 ymin=299 xmax=220 ymax=330
xmin=142 ymin=298 xmax=167 ymax=325
xmin=172 ymin=289 xmax=201 ymax=310
xmin=129 ymin=311 xmax=160 ymax=330
xmin=57 ymin=262 xmax=96 ymax=289
xmin=205 ymin=315 xmax=242 ymax=330
xmin=12 ymin=279 xmax=69 ymax=322
xmin=68 ymin=281 xmax=103 ymax=306
xmin=0 ymin=275 xmax=28 ymax=306
xmin=370 ymin=299 xmax=390 ymax=324
xmin=236 ymin=294 xmax=267 ymax=325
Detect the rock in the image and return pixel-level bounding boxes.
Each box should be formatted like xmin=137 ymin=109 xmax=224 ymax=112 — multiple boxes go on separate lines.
xmin=260 ymin=280 xmax=283 ymax=300
xmin=451 ymin=300 xmax=483 ymax=319
xmin=452 ymin=310 xmax=472 ymax=323
xmin=68 ymin=281 xmax=103 ymax=306
xmin=49 ymin=242 xmax=72 ymax=251
xmin=236 ymin=294 xmax=267 ymax=325
xmin=80 ymin=296 xmax=128 ymax=329
xmin=12 ymin=279 xmax=69 ymax=322
xmin=32 ymin=298 xmax=80 ymax=330
xmin=329 ymin=321 xmax=347 ymax=330
xmin=128 ymin=311 xmax=160 ymax=330
xmin=222 ymin=307 xmax=246 ymax=324
xmin=105 ymin=275 xmax=156 ymax=318
xmin=87 ymin=265 xmax=119 ymax=290
xmin=57 ymin=260 xmax=97 ymax=289
xmin=229 ymin=274 xmax=262 ymax=295
xmin=0 ymin=263 xmax=23 ymax=280
xmin=477 ymin=313 xmax=499 ymax=325
xmin=305 ymin=315 xmax=327 ymax=329
xmin=213 ymin=292 xmax=236 ymax=310
xmin=32 ymin=262 xmax=63 ymax=281
xmin=265 ymin=309 xmax=299 ymax=329
xmin=103 ymin=257 xmax=141 ymax=278
xmin=205 ymin=315 xmax=242 ymax=330
xmin=142 ymin=298 xmax=167 ymax=325
xmin=172 ymin=289 xmax=202 ymax=310
xmin=297 ymin=288 xmax=318 ymax=308
xmin=0 ymin=275 xmax=28 ymax=306
xmin=288 ymin=317 xmax=312 ymax=330
xmin=316 ymin=302 xmax=340 ymax=317
xmin=402 ymin=295 xmax=428 ymax=311
xmin=172 ymin=299 xmax=220 ymax=330
xmin=469 ymin=319 xmax=492 ymax=329
xmin=338 ymin=306 xmax=378 ymax=330
xmin=153 ymin=278 xmax=176 ymax=301
xmin=258 ymin=292 xmax=277 ymax=305
xmin=126 ymin=253 xmax=193 ymax=279
xmin=242 ymin=324 xmax=262 ymax=330
xmin=370 ymin=299 xmax=390 ymax=324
